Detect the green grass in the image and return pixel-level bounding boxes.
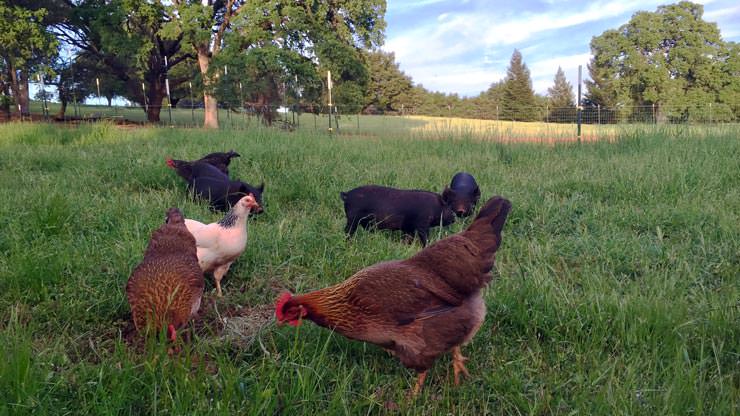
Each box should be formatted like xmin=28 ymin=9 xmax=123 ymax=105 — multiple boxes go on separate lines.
xmin=0 ymin=122 xmax=738 ymax=414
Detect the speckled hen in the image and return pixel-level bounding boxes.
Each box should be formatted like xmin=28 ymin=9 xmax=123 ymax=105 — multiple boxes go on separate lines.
xmin=126 ymin=208 xmax=204 ymax=341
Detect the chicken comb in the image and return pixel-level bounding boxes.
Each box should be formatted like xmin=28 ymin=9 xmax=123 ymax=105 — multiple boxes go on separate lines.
xmin=166 ymin=158 xmax=175 ymax=168
xmin=275 ymin=292 xmax=293 ymax=321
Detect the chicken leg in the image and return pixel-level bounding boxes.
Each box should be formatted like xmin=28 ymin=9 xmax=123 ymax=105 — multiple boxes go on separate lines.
xmin=212 ymin=263 xmax=232 ymax=297
xmin=451 ymin=347 xmax=470 ymax=385
xmin=410 ymin=371 xmax=428 ymax=397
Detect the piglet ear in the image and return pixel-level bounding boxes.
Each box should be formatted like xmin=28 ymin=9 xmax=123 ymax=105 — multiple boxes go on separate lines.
xmin=442 ymin=187 xmax=455 ymax=203
xmin=473 ymin=186 xmax=481 ymax=198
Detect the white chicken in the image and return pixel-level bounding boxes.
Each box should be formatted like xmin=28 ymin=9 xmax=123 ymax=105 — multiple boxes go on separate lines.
xmin=185 ymin=194 xmax=261 ymax=296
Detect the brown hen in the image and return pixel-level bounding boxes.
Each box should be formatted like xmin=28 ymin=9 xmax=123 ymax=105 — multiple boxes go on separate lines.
xmin=276 ymin=196 xmax=511 ymax=394
xmin=126 ymin=208 xmax=204 ymax=341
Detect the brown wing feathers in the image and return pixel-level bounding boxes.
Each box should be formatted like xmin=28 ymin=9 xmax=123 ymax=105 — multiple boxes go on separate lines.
xmin=126 ymin=208 xmax=204 ymax=336
xmin=406 ymin=197 xmax=511 ymax=300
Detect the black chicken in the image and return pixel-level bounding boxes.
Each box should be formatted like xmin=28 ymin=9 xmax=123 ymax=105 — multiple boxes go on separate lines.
xmin=167 ymin=156 xmax=264 ymax=213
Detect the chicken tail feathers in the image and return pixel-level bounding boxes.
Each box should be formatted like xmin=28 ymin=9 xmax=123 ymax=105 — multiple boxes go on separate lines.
xmin=463 ymin=196 xmax=511 ymax=260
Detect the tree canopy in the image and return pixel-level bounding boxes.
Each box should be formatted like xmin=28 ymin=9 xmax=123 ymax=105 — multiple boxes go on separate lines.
xmin=53 ymin=0 xmax=192 ymax=122
xmin=2 ymin=0 xmax=737 ymax=124
xmin=0 ymin=3 xmax=57 ymax=115
xmin=363 ymin=49 xmax=416 ymax=113
xmin=162 ymin=0 xmax=386 ymax=127
xmin=586 ymin=1 xmax=738 ymax=121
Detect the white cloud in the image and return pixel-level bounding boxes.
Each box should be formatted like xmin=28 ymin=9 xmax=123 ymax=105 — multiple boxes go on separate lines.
xmin=529 ymin=53 xmax=591 ymax=78
xmin=383 ymin=0 xmax=739 ymax=96
xmin=529 ymin=53 xmax=591 ymax=95
xmin=386 ymin=0 xmax=450 ymax=13
xmin=480 ymin=0 xmax=666 ymax=45
xmin=703 ymin=4 xmax=740 ymax=20
xmin=405 ymin=64 xmax=506 ymax=95
xmin=703 ymin=5 xmax=740 ymax=40
xmin=386 ymin=0 xmax=660 ymax=68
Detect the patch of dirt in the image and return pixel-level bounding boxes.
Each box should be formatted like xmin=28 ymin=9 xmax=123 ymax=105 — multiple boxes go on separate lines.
xmin=116 ymin=295 xmax=276 ymax=352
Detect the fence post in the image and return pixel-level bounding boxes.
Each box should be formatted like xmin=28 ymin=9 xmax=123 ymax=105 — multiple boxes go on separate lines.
xmin=652 ymin=103 xmax=656 ymax=124
xmin=165 ymin=79 xmax=172 ymax=126
xmin=577 ymin=65 xmax=582 ymax=143
xmin=709 ymin=102 xmax=712 ymax=124
xmin=189 ymin=81 xmax=195 ymax=125
xmin=142 ymin=83 xmax=148 ymax=115
xmin=597 ymin=104 xmax=601 ymax=125
xmin=164 ymin=56 xmax=172 ymax=126
xmin=327 ymin=71 xmax=333 ymax=134
xmin=39 ymin=75 xmax=48 ymax=121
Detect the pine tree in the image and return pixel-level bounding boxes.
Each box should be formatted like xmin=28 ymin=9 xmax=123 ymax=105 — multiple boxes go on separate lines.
xmin=502 ymin=49 xmax=538 ymax=121
xmin=548 ymin=67 xmax=574 ymax=108
xmin=547 ymin=66 xmax=575 ymax=122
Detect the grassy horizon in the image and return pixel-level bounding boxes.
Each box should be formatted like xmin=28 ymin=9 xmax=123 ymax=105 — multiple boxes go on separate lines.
xmin=0 ymin=122 xmax=738 ymax=414
xmin=23 ymin=100 xmax=740 ymax=143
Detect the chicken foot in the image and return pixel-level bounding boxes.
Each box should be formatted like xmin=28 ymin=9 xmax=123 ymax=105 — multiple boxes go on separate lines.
xmin=451 ymin=347 xmax=470 ymax=385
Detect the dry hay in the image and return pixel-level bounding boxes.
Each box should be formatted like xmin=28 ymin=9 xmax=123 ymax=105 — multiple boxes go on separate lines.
xmin=218 ymin=304 xmax=275 ymax=349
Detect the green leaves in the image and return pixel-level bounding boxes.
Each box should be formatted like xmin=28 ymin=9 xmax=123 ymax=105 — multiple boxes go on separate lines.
xmin=363 ymin=50 xmax=415 ymax=112
xmin=586 ymin=1 xmax=738 ymax=121
xmin=160 ymin=2 xmax=212 ymax=46
xmin=0 ymin=4 xmax=57 ymax=68
xmin=164 ymin=0 xmax=385 ymax=126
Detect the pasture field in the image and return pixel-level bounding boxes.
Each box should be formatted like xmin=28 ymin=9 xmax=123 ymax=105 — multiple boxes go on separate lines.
xmin=0 ymin=122 xmax=738 ymax=415
xmin=24 ymin=100 xmax=738 ymax=142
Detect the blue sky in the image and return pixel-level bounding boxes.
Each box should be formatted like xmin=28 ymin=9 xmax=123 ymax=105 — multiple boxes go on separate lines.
xmin=383 ymin=0 xmax=740 ymax=97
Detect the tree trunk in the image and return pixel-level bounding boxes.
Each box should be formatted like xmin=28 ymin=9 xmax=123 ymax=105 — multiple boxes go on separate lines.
xmin=197 ymin=46 xmax=218 ymax=129
xmin=146 ymin=85 xmax=165 ymax=123
xmin=107 ymin=96 xmax=112 ymax=107
xmin=256 ymin=93 xmax=275 ymax=125
xmin=17 ymin=70 xmax=30 ymax=116
xmin=9 ymin=65 xmax=30 ymax=115
xmin=56 ymin=98 xmax=67 ymax=120
xmin=1 ymin=82 xmax=10 ymax=119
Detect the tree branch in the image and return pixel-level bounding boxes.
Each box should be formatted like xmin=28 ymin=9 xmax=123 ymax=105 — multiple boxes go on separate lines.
xmin=168 ymin=53 xmax=195 ymax=68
